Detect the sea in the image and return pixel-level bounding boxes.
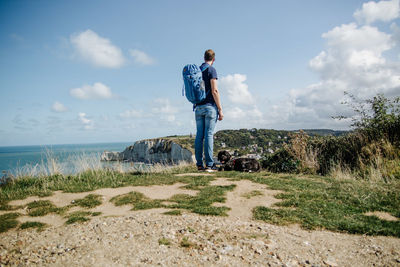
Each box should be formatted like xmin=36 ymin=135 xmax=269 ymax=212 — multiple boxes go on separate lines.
xmin=0 ymin=142 xmax=134 ymax=178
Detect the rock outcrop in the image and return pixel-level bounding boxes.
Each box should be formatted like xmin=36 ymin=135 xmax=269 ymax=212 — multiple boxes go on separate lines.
xmin=101 ymin=139 xmax=194 ymax=164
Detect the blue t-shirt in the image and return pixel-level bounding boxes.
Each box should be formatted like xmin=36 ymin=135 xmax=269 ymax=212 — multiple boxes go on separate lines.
xmin=198 ymin=62 xmax=218 ymax=106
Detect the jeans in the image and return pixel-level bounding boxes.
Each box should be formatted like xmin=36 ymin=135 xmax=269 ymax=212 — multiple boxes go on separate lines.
xmin=195 ymin=104 xmax=218 ymax=167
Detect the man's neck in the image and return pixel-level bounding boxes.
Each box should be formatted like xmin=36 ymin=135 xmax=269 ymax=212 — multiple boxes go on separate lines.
xmin=205 ymin=60 xmax=213 ymax=65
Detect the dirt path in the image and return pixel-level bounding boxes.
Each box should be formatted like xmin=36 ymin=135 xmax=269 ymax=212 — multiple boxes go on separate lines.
xmin=5 ymin=183 xmax=198 ymax=225
xmin=1 ymin=212 xmax=400 ymax=266
xmin=210 ymin=177 xmax=283 ymax=220
xmin=1 ymin=174 xmax=399 ymax=266
xmin=4 ymin=175 xmax=283 ymax=225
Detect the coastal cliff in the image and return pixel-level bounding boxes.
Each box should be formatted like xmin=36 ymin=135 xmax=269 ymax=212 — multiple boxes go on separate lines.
xmin=101 ymin=138 xmax=194 ymax=164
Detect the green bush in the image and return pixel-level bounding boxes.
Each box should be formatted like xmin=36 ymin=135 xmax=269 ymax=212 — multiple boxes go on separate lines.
xmin=261 ymin=148 xmax=299 ymax=173
xmin=347 ymin=93 xmax=400 ymax=146
xmin=310 ymin=133 xmax=367 ymax=175
xmin=263 ymin=93 xmax=400 ymax=179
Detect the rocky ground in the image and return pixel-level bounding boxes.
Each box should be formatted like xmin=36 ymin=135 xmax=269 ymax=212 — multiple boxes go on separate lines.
xmin=1 ymin=174 xmax=400 ymax=266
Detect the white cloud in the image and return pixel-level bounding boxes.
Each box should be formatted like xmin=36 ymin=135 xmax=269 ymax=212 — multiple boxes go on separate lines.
xmin=78 ymin=112 xmax=94 ymax=130
xmin=130 ymin=49 xmax=156 ymax=65
xmin=51 ymin=101 xmax=67 ymax=112
xmin=282 ymin=20 xmax=400 ymax=129
xmin=308 ymin=23 xmax=398 ymax=95
xmin=166 ymin=115 xmax=176 ymax=122
xmin=152 ymin=98 xmax=178 ymax=114
xmin=220 ymin=105 xmax=265 ymax=131
xmin=225 ymin=107 xmax=246 ymax=120
xmin=225 ymin=107 xmax=262 ymax=120
xmin=219 ymin=74 xmax=254 ymax=105
xmin=119 ymin=109 xmax=144 ymax=118
xmin=151 ymin=98 xmax=179 ymax=123
xmin=391 ymin=23 xmax=400 ymax=47
xmin=70 ymin=82 xmax=113 ymax=100
xmin=70 ymin=29 xmax=125 ymax=68
xmin=354 ymin=0 xmax=400 ymax=25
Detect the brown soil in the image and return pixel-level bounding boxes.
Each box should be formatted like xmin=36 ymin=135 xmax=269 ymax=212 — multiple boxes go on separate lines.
xmin=1 ymin=176 xmax=399 ymax=266
xmin=210 ymin=178 xmax=283 ymax=220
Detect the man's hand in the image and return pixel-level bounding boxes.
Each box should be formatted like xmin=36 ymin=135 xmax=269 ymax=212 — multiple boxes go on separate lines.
xmin=218 ymin=109 xmax=224 ymax=121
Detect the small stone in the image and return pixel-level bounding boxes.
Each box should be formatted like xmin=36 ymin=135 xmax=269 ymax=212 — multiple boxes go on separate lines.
xmin=324 ymin=259 xmax=338 ymax=267
xmin=254 ymin=249 xmax=262 ymax=255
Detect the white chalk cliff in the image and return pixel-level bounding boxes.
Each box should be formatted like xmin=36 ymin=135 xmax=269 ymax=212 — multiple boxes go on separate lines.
xmin=101 ymin=139 xmax=194 ymax=164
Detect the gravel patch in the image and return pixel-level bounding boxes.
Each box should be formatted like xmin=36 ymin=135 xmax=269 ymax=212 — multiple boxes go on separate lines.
xmin=2 ymin=177 xmax=400 ymax=266
xmin=1 ymin=213 xmax=399 ymax=266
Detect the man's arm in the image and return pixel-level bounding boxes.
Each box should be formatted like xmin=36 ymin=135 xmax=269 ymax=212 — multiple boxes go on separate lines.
xmin=211 ymin=78 xmax=224 ymax=121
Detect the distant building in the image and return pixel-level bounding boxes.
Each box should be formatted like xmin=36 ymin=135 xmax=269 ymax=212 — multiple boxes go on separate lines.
xmin=247 ymin=154 xmax=262 ymax=160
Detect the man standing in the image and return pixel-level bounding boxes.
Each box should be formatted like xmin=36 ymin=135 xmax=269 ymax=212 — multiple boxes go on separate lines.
xmin=195 ymin=49 xmax=223 ymax=172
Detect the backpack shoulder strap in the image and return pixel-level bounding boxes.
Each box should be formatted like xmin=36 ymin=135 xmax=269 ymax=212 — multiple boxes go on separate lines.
xmin=200 ymin=63 xmax=210 ymax=72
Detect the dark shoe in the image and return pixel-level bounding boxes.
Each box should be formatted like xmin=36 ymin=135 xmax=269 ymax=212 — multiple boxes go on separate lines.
xmin=205 ymin=164 xmax=218 ymax=173
xmin=197 ymin=165 xmax=205 ymax=172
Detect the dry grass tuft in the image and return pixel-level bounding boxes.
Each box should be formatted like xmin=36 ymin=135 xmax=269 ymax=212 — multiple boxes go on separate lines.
xmin=285 ymin=130 xmax=319 ymax=174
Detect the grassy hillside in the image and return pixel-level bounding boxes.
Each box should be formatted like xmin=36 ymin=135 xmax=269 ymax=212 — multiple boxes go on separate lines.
xmin=162 ymin=129 xmax=347 ymax=157
xmin=1 ymin=166 xmax=399 ymax=237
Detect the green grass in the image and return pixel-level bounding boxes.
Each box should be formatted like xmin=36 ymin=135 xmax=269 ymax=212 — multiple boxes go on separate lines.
xmin=241 ymin=190 xmax=263 ymax=199
xmin=0 ymin=203 xmax=22 ymax=211
xmin=180 ymin=236 xmax=193 ymax=248
xmin=65 ymin=211 xmax=101 ymax=225
xmin=0 ymin=212 xmax=20 ymax=232
xmin=239 ymin=172 xmax=400 ymax=237
xmin=26 ymin=200 xmax=68 ymax=217
xmin=20 ymin=221 xmax=46 ymax=231
xmin=163 ymin=209 xmax=182 ymax=215
xmin=158 ymin=237 xmax=171 ymax=246
xmin=0 ymin=165 xmax=234 ymax=232
xmin=2 ymin=164 xmax=399 ymax=237
xmin=110 ymin=191 xmax=163 ymax=210
xmin=0 ymin=166 xmax=198 ymax=207
xmin=167 ymin=185 xmax=235 ymax=216
xmin=73 ymin=194 xmax=102 ymax=208
xmin=109 ymin=176 xmax=235 ymax=216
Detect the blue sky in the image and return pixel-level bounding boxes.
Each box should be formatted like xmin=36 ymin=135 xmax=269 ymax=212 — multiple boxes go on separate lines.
xmin=1 ymin=0 xmax=400 ymax=146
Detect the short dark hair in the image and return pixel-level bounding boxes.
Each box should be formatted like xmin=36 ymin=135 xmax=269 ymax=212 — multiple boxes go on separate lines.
xmin=204 ymin=49 xmax=215 ymax=61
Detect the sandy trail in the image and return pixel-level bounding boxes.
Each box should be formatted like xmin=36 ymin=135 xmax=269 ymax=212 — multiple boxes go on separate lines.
xmin=1 ymin=212 xmax=399 ymax=266
xmin=3 ymin=175 xmax=398 ymax=225
xmin=9 ymin=182 xmax=197 ymax=207
xmin=4 ymin=182 xmax=199 ymax=224
xmin=1 ymin=174 xmax=400 ymax=266
xmin=3 ymin=175 xmax=284 ymax=226
xmin=210 ymin=177 xmax=283 ymax=220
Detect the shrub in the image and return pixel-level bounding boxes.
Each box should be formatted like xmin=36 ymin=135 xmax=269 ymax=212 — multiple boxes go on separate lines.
xmin=285 ymin=130 xmax=319 ymax=174
xmin=261 ymin=148 xmax=299 ymax=173
xmin=310 ymin=132 xmax=367 ymax=175
xmin=338 ymin=93 xmax=400 ymax=146
xmin=263 ymin=93 xmax=400 ymax=181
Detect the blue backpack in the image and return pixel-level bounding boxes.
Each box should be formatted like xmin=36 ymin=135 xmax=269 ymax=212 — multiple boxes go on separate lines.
xmin=182 ymin=64 xmax=210 ymax=105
